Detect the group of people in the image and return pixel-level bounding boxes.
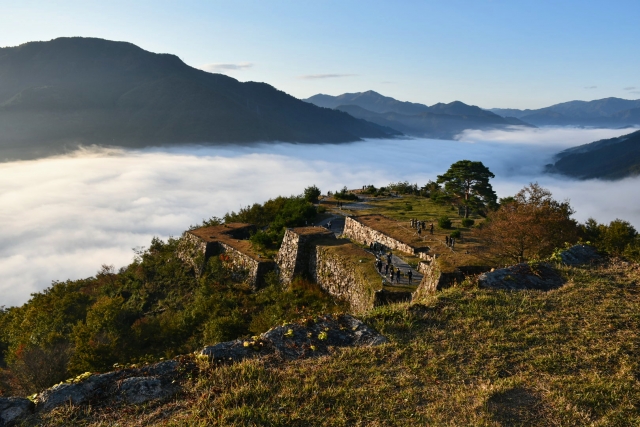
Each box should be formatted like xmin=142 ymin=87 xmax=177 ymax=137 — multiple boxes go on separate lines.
xmin=374 ymin=252 xmax=413 ymax=285
xmin=410 ymin=218 xmax=434 ymax=235
xmin=445 ymin=235 xmax=456 ymax=249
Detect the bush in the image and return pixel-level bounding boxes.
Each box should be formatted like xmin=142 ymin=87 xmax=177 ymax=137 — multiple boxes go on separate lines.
xmin=461 ymin=218 xmax=475 ymax=227
xmin=403 ymin=203 xmax=413 ymax=211
xmin=334 ymin=186 xmax=359 ymax=201
xmin=450 ymin=230 xmax=461 ymax=239
xmin=438 ymin=216 xmax=452 ymax=229
xmin=317 ymin=205 xmax=327 ymax=214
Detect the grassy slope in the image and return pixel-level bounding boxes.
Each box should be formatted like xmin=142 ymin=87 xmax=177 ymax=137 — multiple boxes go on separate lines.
xmin=35 ymin=260 xmax=640 ymax=426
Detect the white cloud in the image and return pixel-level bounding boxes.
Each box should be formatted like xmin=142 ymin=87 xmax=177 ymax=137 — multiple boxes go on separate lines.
xmin=1 ymin=127 xmax=639 ymax=307
xmin=200 ymin=62 xmax=253 ymax=73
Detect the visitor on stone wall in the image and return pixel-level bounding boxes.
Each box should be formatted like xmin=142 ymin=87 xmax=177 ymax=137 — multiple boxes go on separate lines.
xmin=430 ymin=223 xmax=434 ymax=234
xmin=396 ymin=270 xmax=401 ymax=283
xmin=385 ymin=263 xmax=389 ymax=275
xmin=387 ymin=252 xmax=392 ymax=264
xmin=451 ymin=238 xmax=455 ymax=250
xmin=407 ymin=269 xmax=413 ymax=284
xmin=445 ymin=236 xmax=450 ymax=246
xmin=389 ymin=267 xmax=394 ymax=281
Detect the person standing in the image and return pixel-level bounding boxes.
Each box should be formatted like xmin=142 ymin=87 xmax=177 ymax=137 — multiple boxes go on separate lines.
xmin=407 ymin=269 xmax=413 ymax=284
xmin=430 ymin=223 xmax=434 ymax=235
xmin=385 ymin=263 xmax=389 ymax=275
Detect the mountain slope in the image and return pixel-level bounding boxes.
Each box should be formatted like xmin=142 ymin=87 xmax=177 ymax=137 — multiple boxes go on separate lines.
xmin=0 ymin=38 xmax=400 ymax=160
xmin=547 ymin=129 xmax=640 ymax=179
xmin=307 ymin=91 xmax=533 ymax=139
xmin=491 ymin=97 xmax=640 ymax=126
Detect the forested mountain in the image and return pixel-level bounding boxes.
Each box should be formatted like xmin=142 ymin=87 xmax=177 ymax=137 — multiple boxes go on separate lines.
xmin=305 ymin=91 xmax=532 ymax=139
xmin=490 ymin=97 xmax=640 ymax=127
xmin=547 ymin=129 xmax=640 ymax=179
xmin=0 ymin=38 xmax=400 ymax=160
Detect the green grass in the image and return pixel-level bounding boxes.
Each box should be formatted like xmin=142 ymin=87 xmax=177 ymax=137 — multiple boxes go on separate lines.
xmin=32 ymin=260 xmax=640 ymax=426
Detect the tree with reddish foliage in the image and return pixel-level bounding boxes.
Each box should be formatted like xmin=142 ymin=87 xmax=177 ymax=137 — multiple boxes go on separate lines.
xmin=477 ymin=183 xmax=579 ymax=264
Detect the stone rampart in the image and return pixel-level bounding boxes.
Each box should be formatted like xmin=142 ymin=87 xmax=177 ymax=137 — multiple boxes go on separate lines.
xmin=177 ymin=223 xmax=275 ymax=288
xmin=276 ymin=227 xmax=335 ymax=284
xmin=343 ymin=216 xmax=417 ymax=255
xmin=310 ymin=243 xmax=380 ymax=313
xmin=413 ymin=259 xmax=490 ymax=301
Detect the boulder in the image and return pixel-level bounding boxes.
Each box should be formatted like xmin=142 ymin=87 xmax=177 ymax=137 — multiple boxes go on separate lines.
xmin=201 ymin=314 xmax=387 ymax=362
xmin=0 ymin=397 xmax=33 ymax=426
xmin=119 ymin=376 xmax=174 ymax=405
xmin=558 ymin=245 xmax=600 ymax=266
xmin=478 ymin=263 xmax=563 ymax=291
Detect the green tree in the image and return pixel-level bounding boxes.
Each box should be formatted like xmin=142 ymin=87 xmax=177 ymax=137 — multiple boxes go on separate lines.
xmin=437 ymin=160 xmax=497 ymax=218
xmin=303 ymin=185 xmax=321 ymax=203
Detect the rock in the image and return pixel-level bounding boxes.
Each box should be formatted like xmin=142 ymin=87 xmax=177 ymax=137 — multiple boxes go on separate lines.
xmin=558 ymin=245 xmax=600 ymax=266
xmin=478 ymin=263 xmax=564 ymax=291
xmin=0 ymin=397 xmax=34 ymax=426
xmin=201 ymin=314 xmax=387 ymax=362
xmin=35 ymin=372 xmax=119 ymax=412
xmin=119 ymin=376 xmax=174 ymax=405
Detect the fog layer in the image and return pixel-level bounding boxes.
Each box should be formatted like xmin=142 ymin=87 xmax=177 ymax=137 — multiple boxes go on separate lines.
xmin=1 ymin=126 xmax=637 ymax=306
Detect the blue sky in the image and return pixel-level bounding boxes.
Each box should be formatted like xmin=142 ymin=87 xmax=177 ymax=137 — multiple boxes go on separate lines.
xmin=1 ymin=0 xmax=639 ymax=109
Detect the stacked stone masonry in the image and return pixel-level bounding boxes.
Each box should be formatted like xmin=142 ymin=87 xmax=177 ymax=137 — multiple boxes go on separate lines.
xmin=343 ymin=216 xmax=425 ymax=256
xmin=178 ymin=223 xmax=275 ymax=288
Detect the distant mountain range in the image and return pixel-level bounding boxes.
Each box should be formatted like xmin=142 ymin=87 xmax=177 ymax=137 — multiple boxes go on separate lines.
xmin=304 ymin=91 xmax=533 ymax=139
xmin=0 ymin=37 xmax=399 ymax=160
xmin=490 ymin=98 xmax=640 ymax=127
xmin=546 ymin=130 xmax=640 ymax=179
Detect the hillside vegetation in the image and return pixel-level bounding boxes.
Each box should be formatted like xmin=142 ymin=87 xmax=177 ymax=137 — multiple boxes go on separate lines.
xmin=27 ymin=260 xmax=640 ymax=426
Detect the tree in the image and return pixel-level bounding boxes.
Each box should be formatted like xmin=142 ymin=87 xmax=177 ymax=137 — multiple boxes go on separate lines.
xmin=476 ymin=183 xmax=578 ymax=263
xmin=437 ymin=160 xmax=497 ymax=218
xmin=303 ymin=185 xmax=321 ymax=203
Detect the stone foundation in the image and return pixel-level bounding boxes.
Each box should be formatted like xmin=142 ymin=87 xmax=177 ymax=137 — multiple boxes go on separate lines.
xmin=343 ymin=216 xmax=428 ymax=255
xmin=413 ymin=260 xmax=490 ymax=301
xmin=177 ymin=223 xmax=275 ymax=288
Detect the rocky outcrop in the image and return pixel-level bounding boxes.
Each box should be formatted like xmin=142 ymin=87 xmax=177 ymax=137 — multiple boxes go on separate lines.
xmin=478 ymin=263 xmax=564 ymax=291
xmin=0 ymin=397 xmax=33 ymax=426
xmin=4 ymin=315 xmax=386 ymax=425
xmin=35 ymin=360 xmax=180 ymax=413
xmin=201 ymin=314 xmax=387 ymax=362
xmin=558 ymin=244 xmax=600 ymax=266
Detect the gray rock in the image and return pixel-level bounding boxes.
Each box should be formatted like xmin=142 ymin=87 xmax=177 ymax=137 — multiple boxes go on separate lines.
xmin=35 ymin=372 xmax=119 ymax=412
xmin=478 ymin=263 xmax=564 ymax=291
xmin=201 ymin=314 xmax=387 ymax=362
xmin=559 ymin=245 xmax=600 ymax=266
xmin=0 ymin=397 xmax=34 ymax=426
xmin=119 ymin=376 xmax=173 ymax=405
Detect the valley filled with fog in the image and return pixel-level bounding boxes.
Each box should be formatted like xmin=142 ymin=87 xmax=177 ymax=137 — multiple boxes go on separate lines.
xmin=1 ymin=126 xmax=638 ymax=306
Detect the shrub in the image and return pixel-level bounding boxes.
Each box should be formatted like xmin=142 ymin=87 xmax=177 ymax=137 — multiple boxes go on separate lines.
xmin=317 ymin=205 xmax=327 ymax=214
xmin=461 ymin=218 xmax=475 ymax=227
xmin=438 ymin=216 xmax=452 ymax=229
xmin=403 ymin=203 xmax=413 ymax=211
xmin=334 ymin=186 xmax=358 ymax=201
xmin=450 ymin=230 xmax=461 ymax=239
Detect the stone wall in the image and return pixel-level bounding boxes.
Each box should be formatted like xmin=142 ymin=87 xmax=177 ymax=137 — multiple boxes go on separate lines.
xmin=413 ymin=259 xmax=491 ymax=301
xmin=177 ymin=230 xmax=275 ymax=288
xmin=217 ymin=241 xmax=276 ymax=288
xmin=275 ymin=227 xmax=335 ymax=284
xmin=343 ymin=216 xmax=416 ymax=255
xmin=310 ymin=244 xmax=380 ymax=313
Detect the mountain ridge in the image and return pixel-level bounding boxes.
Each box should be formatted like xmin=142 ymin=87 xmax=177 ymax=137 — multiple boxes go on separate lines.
xmin=0 ymin=37 xmax=400 ymax=160
xmin=305 ymin=91 xmax=533 ymax=139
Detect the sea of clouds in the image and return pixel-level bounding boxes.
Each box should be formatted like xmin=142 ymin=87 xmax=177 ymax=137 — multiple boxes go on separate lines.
xmin=1 ymin=126 xmax=638 ymax=307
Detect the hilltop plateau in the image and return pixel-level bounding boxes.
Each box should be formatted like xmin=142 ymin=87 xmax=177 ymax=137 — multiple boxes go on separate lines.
xmin=2 ymin=177 xmax=640 ymax=426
